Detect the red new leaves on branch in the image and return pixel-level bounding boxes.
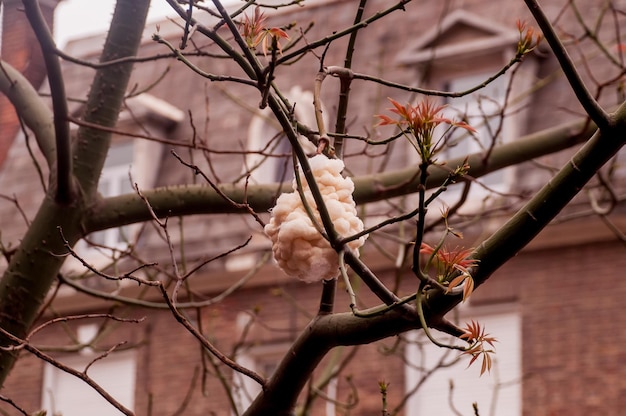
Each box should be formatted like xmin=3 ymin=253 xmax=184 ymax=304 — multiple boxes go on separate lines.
xmin=376 ymin=98 xmax=475 ymax=162
xmin=460 ymin=320 xmax=498 ymax=376
xmin=241 ymin=7 xmax=290 ymax=56
xmin=420 ymin=243 xmax=479 ymax=301
xmin=516 ymin=19 xmax=543 ymax=55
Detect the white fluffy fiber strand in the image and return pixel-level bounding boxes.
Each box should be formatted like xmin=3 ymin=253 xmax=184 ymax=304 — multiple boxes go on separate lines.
xmin=264 ymin=155 xmax=366 ymax=283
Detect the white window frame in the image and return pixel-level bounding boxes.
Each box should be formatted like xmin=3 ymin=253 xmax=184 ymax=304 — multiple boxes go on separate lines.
xmin=404 ymin=304 xmax=521 ymax=416
xmin=232 ymin=342 xmax=290 ymax=414
xmin=232 ymin=312 xmax=337 ymax=415
xmin=41 ymin=325 xmax=137 ymax=416
xmin=432 ymin=72 xmax=513 ymax=211
xmin=89 ymin=141 xmax=136 ymax=250
xmin=245 ymin=86 xmax=322 ymax=184
xmin=232 ymin=343 xmax=339 ymax=416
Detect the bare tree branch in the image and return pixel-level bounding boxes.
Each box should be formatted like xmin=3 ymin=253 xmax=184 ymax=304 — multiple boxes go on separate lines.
xmin=524 ymin=0 xmax=610 ymax=130
xmin=86 ymin=116 xmax=595 ymax=233
xmin=0 ymin=60 xmax=55 ymax=167
xmin=22 ymin=0 xmax=73 ymax=204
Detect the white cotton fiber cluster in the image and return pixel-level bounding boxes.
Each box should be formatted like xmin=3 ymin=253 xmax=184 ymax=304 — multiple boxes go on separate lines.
xmin=264 ymin=155 xmax=366 ymax=283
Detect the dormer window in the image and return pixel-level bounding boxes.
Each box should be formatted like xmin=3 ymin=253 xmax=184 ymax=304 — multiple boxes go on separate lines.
xmin=396 ymin=10 xmax=522 ymax=76
xmin=397 ymin=11 xmax=540 ymax=210
xmin=67 ymin=94 xmax=184 ymax=271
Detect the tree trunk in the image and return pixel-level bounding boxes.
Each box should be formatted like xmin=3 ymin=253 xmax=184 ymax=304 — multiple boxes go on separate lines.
xmin=0 ymin=0 xmax=150 ymax=387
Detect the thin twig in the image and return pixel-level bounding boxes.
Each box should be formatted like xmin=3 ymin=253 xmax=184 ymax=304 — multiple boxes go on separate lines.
xmin=171 ymin=151 xmax=265 ymax=227
xmin=152 ymin=35 xmax=258 ymax=86
xmin=58 ymin=251 xmax=270 ymax=310
xmin=57 ymin=227 xmax=161 ymax=286
xmin=0 ymin=394 xmax=29 ymax=416
xmin=157 ymin=283 xmax=266 ymax=387
xmin=276 ymin=0 xmax=412 ymax=65
xmin=524 ymin=0 xmax=610 ymax=130
xmin=0 ymin=328 xmax=135 ymax=416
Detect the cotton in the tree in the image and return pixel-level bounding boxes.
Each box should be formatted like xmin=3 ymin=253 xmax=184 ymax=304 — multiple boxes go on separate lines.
xmin=264 ymin=155 xmax=366 ymax=283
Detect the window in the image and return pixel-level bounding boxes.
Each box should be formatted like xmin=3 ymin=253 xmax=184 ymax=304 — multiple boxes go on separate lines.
xmin=245 ymin=86 xmax=321 ymax=184
xmin=41 ymin=325 xmax=137 ymax=416
xmin=404 ymin=307 xmax=521 ymax=415
xmin=437 ymin=72 xmax=510 ymax=203
xmin=246 ymin=113 xmax=294 ymax=184
xmin=233 ymin=342 xmax=338 ymax=415
xmin=397 ymin=10 xmax=540 ymax=212
xmin=82 ymin=93 xmax=182 ymax=250
xmin=66 ymin=139 xmax=151 ymax=273
xmin=41 ymin=351 xmax=137 ymax=416
xmin=90 ymin=141 xmax=135 ymax=248
xmin=231 ymin=312 xmax=337 ymax=415
xmin=232 ymin=342 xmax=289 ymax=414
xmin=59 ymin=94 xmax=179 ymax=276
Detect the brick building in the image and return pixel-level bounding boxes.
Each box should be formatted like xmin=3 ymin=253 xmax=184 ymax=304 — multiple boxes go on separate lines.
xmin=0 ymin=0 xmax=625 ymax=415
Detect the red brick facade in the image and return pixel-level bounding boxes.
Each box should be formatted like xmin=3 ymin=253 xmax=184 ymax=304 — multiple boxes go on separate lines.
xmin=3 ymin=229 xmax=626 ymax=415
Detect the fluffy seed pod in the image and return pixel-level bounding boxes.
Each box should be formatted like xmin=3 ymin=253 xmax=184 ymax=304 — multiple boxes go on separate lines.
xmin=264 ymin=155 xmax=366 ymax=283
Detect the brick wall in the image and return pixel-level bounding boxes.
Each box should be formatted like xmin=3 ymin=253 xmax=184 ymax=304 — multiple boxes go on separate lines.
xmin=0 ymin=277 xmax=408 ymax=415
xmin=2 ymin=239 xmax=626 ymax=415
xmin=518 ymin=240 xmax=626 ymax=416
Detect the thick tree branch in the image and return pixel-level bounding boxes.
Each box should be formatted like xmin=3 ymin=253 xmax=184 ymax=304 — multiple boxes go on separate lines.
xmin=473 ymin=104 xmax=626 ymax=287
xmin=425 ymin=102 xmax=626 ymax=325
xmin=0 ymin=0 xmax=151 ymax=388
xmin=0 ymin=60 xmax=55 ymax=167
xmin=524 ymin=0 xmax=610 ymax=130
xmin=86 ymin=117 xmax=595 ymax=233
xmin=22 ymin=0 xmax=73 ymax=204
xmin=73 ymin=1 xmax=149 ymax=197
xmin=244 ymin=309 xmax=417 ymax=416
